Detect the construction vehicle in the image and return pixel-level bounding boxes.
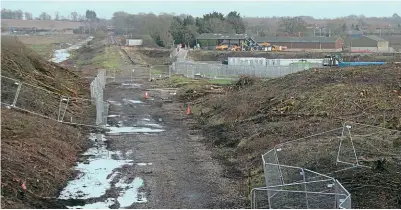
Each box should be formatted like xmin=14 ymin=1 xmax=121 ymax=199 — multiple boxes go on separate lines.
xmin=271 ymin=45 xmax=282 ymax=51
xmin=229 ymin=44 xmax=241 ymax=51
xmin=243 ymin=36 xmax=285 ymax=52
xmin=216 ymin=44 xmax=229 ymax=51
xmin=323 ymin=54 xmax=386 ymax=67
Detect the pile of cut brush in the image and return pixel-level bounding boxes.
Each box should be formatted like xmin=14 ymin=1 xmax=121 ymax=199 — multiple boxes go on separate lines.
xmin=1 ymin=35 xmax=91 ymax=209
xmin=233 ymin=76 xmax=261 ymax=90
xmin=188 ymin=64 xmax=401 ymax=208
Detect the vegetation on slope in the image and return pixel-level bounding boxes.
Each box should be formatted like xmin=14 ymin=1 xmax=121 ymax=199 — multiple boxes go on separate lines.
xmin=1 ymin=36 xmax=91 ymax=208
xmin=179 ymin=65 xmax=401 ymax=208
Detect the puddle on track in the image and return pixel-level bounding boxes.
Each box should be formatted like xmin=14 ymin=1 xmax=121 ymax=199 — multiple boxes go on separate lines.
xmin=58 ymin=133 xmax=149 ymax=209
xmin=106 ymin=126 xmax=165 ymax=135
xmin=107 ymin=100 xmax=122 ymax=106
xmin=122 ymin=98 xmax=143 ymax=104
xmin=115 ymin=177 xmax=147 ymax=207
xmin=121 ymin=83 xmax=142 ymax=89
xmin=49 ymin=36 xmax=94 ymax=63
xmin=59 ymin=98 xmax=167 ymax=208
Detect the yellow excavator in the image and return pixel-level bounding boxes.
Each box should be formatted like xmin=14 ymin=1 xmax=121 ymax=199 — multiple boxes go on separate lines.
xmin=216 ymin=44 xmax=229 ymax=51
xmin=271 ymin=45 xmax=282 ymax=51
xmin=230 ymin=44 xmax=241 ymax=51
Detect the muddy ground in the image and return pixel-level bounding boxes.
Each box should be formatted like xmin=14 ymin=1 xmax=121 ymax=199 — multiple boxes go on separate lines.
xmin=176 ymin=65 xmax=401 ymax=208
xmin=56 ymin=38 xmax=246 ymax=208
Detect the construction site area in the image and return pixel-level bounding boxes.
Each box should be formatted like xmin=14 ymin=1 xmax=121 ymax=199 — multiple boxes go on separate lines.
xmin=1 ymin=4 xmax=401 ymax=210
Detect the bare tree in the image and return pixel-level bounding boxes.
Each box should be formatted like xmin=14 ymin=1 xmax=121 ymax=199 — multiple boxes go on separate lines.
xmin=38 ymin=12 xmax=51 ymax=20
xmin=78 ymin=14 xmax=85 ymax=22
xmin=15 ymin=10 xmax=23 ymax=19
xmin=70 ymin=11 xmax=78 ymax=21
xmin=24 ymin=12 xmax=33 ymax=20
xmin=279 ymin=17 xmax=307 ymax=35
xmin=54 ymin=11 xmax=59 ymax=20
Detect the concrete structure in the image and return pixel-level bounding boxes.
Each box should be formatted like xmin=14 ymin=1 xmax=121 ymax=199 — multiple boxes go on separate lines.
xmin=125 ymin=39 xmax=143 ymax=46
xmin=350 ymin=35 xmax=390 ymax=52
xmin=254 ymin=36 xmax=344 ymax=51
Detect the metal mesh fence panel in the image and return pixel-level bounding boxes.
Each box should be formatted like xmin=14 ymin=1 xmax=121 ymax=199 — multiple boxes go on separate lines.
xmin=1 ymin=76 xmax=20 ymax=106
xmin=170 ymin=62 xmax=323 ymax=79
xmin=14 ymin=82 xmax=62 ymax=120
xmin=1 ymin=70 xmax=108 ymax=128
xmin=253 ymin=122 xmax=401 ymax=208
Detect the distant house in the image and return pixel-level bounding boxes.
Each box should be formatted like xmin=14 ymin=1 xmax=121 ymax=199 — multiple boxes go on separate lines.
xmin=254 ymin=36 xmax=344 ymax=51
xmin=350 ymin=35 xmax=391 ymax=52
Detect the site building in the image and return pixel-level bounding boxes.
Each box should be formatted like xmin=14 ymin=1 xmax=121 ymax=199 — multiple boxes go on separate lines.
xmin=350 ymin=35 xmax=392 ymax=52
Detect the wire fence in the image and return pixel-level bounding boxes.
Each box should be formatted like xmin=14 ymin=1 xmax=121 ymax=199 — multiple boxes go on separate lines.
xmin=1 ymin=69 xmax=109 ymax=128
xmin=251 ymin=121 xmax=401 ymax=209
xmin=170 ymin=62 xmax=323 ymax=79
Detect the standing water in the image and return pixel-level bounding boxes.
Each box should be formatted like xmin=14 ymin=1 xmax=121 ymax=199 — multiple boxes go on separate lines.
xmin=49 ymin=36 xmax=94 ymax=63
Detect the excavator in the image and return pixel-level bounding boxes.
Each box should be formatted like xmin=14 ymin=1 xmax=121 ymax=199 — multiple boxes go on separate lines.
xmin=229 ymin=44 xmax=241 ymax=51
xmin=243 ymin=37 xmax=283 ymax=52
xmin=216 ymin=36 xmax=285 ymax=52
xmin=216 ymin=44 xmax=229 ymax=51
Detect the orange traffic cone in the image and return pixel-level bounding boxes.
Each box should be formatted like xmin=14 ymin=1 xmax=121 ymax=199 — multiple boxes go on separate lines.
xmin=21 ymin=182 xmax=27 ymax=191
xmin=186 ymin=105 xmax=191 ymax=115
xmin=144 ymin=91 xmax=149 ymax=99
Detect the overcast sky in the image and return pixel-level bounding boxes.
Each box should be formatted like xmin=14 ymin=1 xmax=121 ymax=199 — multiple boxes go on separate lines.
xmin=1 ymin=0 xmax=400 ymax=19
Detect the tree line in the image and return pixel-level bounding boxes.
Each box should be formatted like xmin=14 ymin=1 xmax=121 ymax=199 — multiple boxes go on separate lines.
xmin=1 ymin=8 xmax=98 ymax=22
xmin=111 ymin=11 xmax=247 ymax=47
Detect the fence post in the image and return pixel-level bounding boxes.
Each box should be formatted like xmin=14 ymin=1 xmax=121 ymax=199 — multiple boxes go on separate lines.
xmin=186 ymin=63 xmax=188 ymax=78
xmin=11 ymin=83 xmax=22 ymax=107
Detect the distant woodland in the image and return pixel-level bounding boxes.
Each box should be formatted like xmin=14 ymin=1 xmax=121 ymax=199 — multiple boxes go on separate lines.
xmin=2 ymin=8 xmax=401 ymax=47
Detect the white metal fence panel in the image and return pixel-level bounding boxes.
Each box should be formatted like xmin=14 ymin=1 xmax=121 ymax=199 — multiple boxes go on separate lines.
xmin=170 ymin=62 xmax=322 ymax=79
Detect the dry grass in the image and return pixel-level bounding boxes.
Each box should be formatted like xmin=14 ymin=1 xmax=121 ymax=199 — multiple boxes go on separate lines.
xmin=15 ymin=34 xmax=87 ymax=59
xmin=123 ymin=47 xmax=172 ymax=65
xmin=1 ymin=109 xmax=89 ymax=209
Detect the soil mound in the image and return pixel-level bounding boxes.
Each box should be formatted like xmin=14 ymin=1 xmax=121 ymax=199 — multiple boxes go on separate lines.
xmin=191 ymin=64 xmax=401 ymax=208
xmin=1 ymin=36 xmax=91 ymax=208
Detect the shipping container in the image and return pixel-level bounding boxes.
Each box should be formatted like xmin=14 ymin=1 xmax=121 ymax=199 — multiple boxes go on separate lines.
xmin=126 ymin=39 xmax=143 ymax=46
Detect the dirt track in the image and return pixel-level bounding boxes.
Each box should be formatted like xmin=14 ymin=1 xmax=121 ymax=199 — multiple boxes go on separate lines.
xmin=59 ymin=45 xmax=244 ymax=208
